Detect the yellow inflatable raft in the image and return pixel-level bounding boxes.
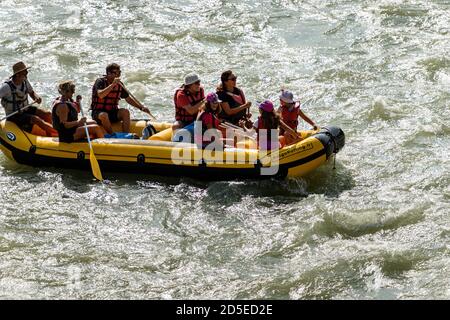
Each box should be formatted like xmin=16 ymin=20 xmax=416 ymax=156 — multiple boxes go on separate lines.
xmin=0 ymin=119 xmax=344 ymax=180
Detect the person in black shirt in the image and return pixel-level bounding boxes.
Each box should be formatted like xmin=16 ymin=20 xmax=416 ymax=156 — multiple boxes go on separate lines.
xmin=216 ymin=70 xmax=251 ymax=126
xmin=52 ymin=80 xmax=104 ymax=142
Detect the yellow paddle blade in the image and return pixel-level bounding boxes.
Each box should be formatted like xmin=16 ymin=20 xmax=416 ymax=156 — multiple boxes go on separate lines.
xmin=89 ymin=147 xmax=103 ymax=181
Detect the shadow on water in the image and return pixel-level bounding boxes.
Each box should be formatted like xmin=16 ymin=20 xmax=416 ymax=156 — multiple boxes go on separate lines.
xmin=1 ymin=158 xmax=96 ymax=193
xmin=302 ymin=159 xmax=355 ymax=198
xmin=1 ymin=156 xmax=354 ymax=201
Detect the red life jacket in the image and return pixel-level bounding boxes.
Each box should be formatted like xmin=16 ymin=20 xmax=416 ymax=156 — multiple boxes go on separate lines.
xmin=280 ymin=102 xmax=300 ymax=130
xmin=91 ymin=77 xmax=123 ymax=112
xmin=256 ymin=116 xmax=278 ymax=150
xmin=199 ymin=111 xmax=220 ymax=130
xmin=218 ymin=87 xmax=246 ymax=123
xmin=226 ymin=88 xmax=246 ymax=106
xmin=195 ymin=111 xmax=220 ymax=146
xmin=174 ymin=87 xmax=205 ymax=122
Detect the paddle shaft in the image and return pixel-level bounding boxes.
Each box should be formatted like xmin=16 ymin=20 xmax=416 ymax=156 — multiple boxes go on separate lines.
xmin=78 ymin=101 xmax=93 ymax=148
xmin=119 ymin=81 xmax=157 ymax=120
xmin=0 ymin=102 xmax=35 ymax=121
xmin=219 ymin=122 xmax=256 ymax=141
xmin=78 ymin=99 xmax=103 ymax=181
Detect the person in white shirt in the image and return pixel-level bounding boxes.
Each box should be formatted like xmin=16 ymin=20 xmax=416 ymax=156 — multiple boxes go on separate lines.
xmin=0 ymin=61 xmax=57 ymax=136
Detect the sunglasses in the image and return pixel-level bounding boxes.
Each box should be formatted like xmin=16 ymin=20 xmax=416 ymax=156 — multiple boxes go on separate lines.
xmin=228 ymin=76 xmax=237 ymax=81
xmin=194 ymin=80 xmax=201 ymax=85
xmin=110 ymin=70 xmax=121 ymax=75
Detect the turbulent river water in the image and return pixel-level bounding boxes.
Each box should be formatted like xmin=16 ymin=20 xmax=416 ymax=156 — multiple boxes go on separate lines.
xmin=0 ymin=0 xmax=449 ymax=299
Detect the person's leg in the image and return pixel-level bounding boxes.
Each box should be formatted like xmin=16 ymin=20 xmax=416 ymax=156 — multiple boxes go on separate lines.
xmin=30 ymin=115 xmax=58 ymax=136
xmin=172 ymin=120 xmax=186 ymax=131
xmin=35 ymin=108 xmax=53 ymax=124
xmin=97 ymin=112 xmax=113 ymax=134
xmin=73 ymin=125 xmax=104 ymax=141
xmin=89 ymin=117 xmax=108 ymax=135
xmin=117 ymin=108 xmax=130 ymax=133
xmin=90 ymin=125 xmax=104 ymax=139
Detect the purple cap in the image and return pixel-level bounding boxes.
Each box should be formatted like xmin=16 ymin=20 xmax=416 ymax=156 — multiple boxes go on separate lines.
xmin=206 ymin=92 xmax=222 ymax=104
xmin=258 ymin=100 xmax=274 ymax=112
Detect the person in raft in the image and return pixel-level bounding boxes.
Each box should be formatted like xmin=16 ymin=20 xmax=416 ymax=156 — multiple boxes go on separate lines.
xmin=52 ymin=80 xmax=104 ymax=143
xmin=172 ymin=73 xmax=206 ymax=131
xmin=216 ymin=70 xmax=252 ymax=127
xmin=253 ymin=100 xmax=300 ymax=151
xmin=0 ymin=61 xmax=57 ymax=136
xmin=90 ymin=63 xmax=151 ymax=134
xmin=277 ymin=90 xmax=318 ymax=145
xmin=195 ymin=92 xmax=224 ymax=149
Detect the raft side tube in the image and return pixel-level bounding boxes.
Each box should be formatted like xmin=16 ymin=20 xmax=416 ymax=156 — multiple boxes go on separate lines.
xmin=313 ymin=126 xmax=345 ymax=158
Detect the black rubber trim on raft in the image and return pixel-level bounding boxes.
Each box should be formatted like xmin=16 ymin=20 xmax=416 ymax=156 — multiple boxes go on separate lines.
xmin=312 ymin=133 xmax=334 ymax=158
xmin=286 ymin=147 xmax=327 ymax=168
xmin=0 ymin=136 xmax=326 ymax=180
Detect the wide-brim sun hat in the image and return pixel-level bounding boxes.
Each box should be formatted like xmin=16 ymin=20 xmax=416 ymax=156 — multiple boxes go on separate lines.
xmin=11 ymin=61 xmax=31 ymax=77
xmin=258 ymin=100 xmax=274 ymax=112
xmin=184 ymin=73 xmax=200 ymax=86
xmin=279 ymin=90 xmax=294 ymax=103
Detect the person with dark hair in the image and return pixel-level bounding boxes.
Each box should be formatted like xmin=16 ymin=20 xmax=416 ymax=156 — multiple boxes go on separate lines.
xmin=0 ymin=61 xmax=57 ymax=136
xmin=90 ymin=63 xmax=151 ymax=134
xmin=216 ymin=70 xmax=251 ymax=126
xmin=253 ymin=100 xmax=300 ymax=150
xmin=172 ymin=73 xmax=205 ymax=131
xmin=52 ymin=80 xmax=104 ymax=143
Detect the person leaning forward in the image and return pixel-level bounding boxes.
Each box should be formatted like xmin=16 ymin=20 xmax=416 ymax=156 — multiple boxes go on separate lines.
xmin=90 ymin=63 xmax=150 ymax=134
xmin=0 ymin=61 xmax=57 ymax=136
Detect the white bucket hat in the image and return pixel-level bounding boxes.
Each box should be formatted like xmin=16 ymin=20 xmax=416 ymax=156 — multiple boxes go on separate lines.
xmin=279 ymin=90 xmax=295 ymax=103
xmin=184 ymin=73 xmax=200 ymax=86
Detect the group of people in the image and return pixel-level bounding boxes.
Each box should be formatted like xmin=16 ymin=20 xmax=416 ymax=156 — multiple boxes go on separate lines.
xmin=175 ymin=71 xmax=318 ymax=150
xmin=1 ymin=61 xmax=318 ymax=150
xmin=0 ymin=62 xmax=151 ymax=142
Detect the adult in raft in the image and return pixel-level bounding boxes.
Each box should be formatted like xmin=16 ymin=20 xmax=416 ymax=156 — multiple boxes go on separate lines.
xmin=90 ymin=63 xmax=151 ymax=134
xmin=172 ymin=73 xmax=205 ymax=131
xmin=216 ymin=70 xmax=251 ymax=127
xmin=0 ymin=61 xmax=57 ymax=136
xmin=52 ymin=80 xmax=104 ymax=142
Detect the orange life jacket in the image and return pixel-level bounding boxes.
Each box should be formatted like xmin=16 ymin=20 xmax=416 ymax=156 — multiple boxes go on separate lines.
xmin=91 ymin=77 xmax=123 ymax=112
xmin=174 ymin=87 xmax=205 ymax=122
xmin=280 ymin=102 xmax=300 ymax=130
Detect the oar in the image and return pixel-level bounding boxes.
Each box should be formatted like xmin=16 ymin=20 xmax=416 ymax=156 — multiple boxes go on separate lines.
xmin=119 ymin=81 xmax=157 ymax=121
xmin=0 ymin=102 xmax=36 ymax=121
xmin=78 ymin=98 xmax=103 ymax=181
xmin=219 ymin=122 xmax=257 ymax=141
xmin=220 ymin=122 xmax=256 ymax=137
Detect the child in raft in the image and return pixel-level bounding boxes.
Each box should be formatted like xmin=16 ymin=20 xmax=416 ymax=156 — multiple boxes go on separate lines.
xmin=278 ymin=90 xmax=318 ymax=145
xmin=195 ymin=92 xmax=224 ymax=149
xmin=253 ymin=100 xmax=300 ymax=151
